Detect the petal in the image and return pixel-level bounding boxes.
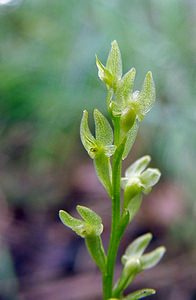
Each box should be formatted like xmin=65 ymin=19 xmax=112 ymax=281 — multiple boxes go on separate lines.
xmin=125 ymin=155 xmax=151 ymax=178
xmin=140 ymin=246 xmax=166 ymax=270
xmin=59 ymin=210 xmax=83 ymax=228
xmin=59 ymin=210 xmax=86 ymax=237
xmin=122 ymin=233 xmax=152 ymax=265
xmin=140 ymin=168 xmax=161 ymax=188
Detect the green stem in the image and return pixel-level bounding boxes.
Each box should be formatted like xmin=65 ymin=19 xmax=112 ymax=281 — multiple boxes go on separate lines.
xmin=113 ymin=272 xmax=136 ymax=298
xmin=103 ymin=140 xmax=126 ymax=299
xmin=113 ymin=117 xmax=121 ymax=147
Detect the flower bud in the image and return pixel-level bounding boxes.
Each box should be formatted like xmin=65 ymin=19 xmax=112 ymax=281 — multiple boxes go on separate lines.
xmin=121 ymin=107 xmax=136 ymax=133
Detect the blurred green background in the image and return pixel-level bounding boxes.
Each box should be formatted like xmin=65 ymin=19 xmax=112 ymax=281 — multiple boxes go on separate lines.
xmin=0 ymin=0 xmax=196 ymax=299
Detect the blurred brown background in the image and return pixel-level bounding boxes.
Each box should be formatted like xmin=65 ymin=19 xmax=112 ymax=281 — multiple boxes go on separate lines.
xmin=0 ymin=0 xmax=196 ymax=299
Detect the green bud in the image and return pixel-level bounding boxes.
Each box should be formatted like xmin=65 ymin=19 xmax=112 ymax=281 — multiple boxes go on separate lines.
xmin=120 ymin=107 xmax=136 ymax=133
xmin=140 ymin=246 xmax=166 ymax=270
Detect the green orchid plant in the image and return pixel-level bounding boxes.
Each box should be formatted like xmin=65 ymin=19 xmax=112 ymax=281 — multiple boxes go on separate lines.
xmin=59 ymin=41 xmax=165 ymax=300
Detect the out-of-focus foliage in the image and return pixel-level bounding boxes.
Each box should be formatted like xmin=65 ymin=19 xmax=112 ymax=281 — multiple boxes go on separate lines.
xmin=0 ymin=0 xmax=195 ymax=215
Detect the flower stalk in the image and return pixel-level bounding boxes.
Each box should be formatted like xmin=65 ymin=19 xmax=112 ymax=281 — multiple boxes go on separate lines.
xmin=59 ymin=41 xmax=165 ymax=300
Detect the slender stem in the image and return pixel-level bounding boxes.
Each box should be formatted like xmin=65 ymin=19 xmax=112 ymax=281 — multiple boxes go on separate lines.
xmin=113 ymin=272 xmax=136 ymax=298
xmin=103 ymin=138 xmax=125 ymax=299
xmin=113 ymin=117 xmax=121 ymax=146
xmin=103 ymin=158 xmax=121 ymax=298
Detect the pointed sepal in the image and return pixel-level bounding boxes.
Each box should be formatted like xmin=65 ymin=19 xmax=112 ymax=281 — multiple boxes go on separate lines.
xmin=135 ymin=71 xmax=156 ymax=121
xmin=116 ymin=68 xmax=136 ymax=106
xmin=80 ymin=110 xmax=98 ymax=159
xmin=106 ymin=40 xmax=122 ymax=82
xmin=94 ymin=109 xmax=113 ymax=147
xmin=76 ymin=205 xmax=103 ymax=236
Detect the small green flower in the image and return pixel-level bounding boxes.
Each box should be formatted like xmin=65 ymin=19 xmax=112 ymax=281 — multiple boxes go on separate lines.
xmin=80 ymin=109 xmax=116 ymax=159
xmin=96 ymin=40 xmax=122 ymax=90
xmin=59 ymin=205 xmax=103 ymax=238
xmin=121 ymin=155 xmax=161 ymax=208
xmin=115 ymin=71 xmax=155 ymax=133
xmin=80 ymin=109 xmax=116 ymax=196
xmin=59 ymin=206 xmax=106 ymax=272
xmin=113 ymin=234 xmax=165 ymax=296
xmin=122 ymin=233 xmax=166 ymax=273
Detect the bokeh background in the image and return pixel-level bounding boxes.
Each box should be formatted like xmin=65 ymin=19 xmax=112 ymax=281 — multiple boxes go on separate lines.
xmin=0 ymin=0 xmax=196 ymax=299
